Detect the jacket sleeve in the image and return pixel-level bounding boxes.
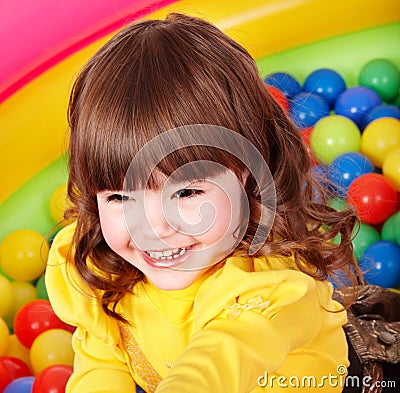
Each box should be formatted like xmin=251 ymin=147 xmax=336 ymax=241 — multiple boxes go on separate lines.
xmin=155 ymin=263 xmax=343 ymax=393
xmin=45 ymin=224 xmax=136 ymax=393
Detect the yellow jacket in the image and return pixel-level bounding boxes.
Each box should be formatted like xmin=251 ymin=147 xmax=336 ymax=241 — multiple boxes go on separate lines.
xmin=46 ymin=224 xmax=349 ymax=393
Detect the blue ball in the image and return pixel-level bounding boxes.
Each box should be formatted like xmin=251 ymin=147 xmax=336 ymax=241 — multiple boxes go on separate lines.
xmin=365 ymin=104 xmax=400 ymax=126
xmin=264 ymin=72 xmax=301 ymax=98
xmin=328 ymin=152 xmax=375 ymax=196
xmin=334 ymin=86 xmax=382 ymax=130
xmin=328 ymin=269 xmax=355 ymax=289
xmin=4 ymin=377 xmax=35 ymax=393
xmin=289 ymin=92 xmax=330 ymax=129
xmin=303 ymin=68 xmax=346 ymax=108
xmin=359 ymin=240 xmax=400 ymax=288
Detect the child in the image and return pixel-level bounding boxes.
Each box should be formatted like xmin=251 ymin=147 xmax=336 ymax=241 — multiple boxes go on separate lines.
xmin=46 ymin=13 xmax=362 ymax=393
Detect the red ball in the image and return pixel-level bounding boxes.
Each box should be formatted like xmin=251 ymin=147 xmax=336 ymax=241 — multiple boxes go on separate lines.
xmin=0 ymin=362 xmax=12 ymax=393
xmin=301 ymin=127 xmax=319 ymax=166
xmin=0 ymin=357 xmax=31 ymax=382
xmin=266 ymin=85 xmax=289 ymax=112
xmin=13 ymin=300 xmax=72 ymax=349
xmin=32 ymin=365 xmax=73 ymax=393
xmin=347 ymin=173 xmax=398 ymax=224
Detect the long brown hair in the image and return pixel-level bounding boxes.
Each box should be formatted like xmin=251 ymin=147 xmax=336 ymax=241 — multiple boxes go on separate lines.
xmin=65 ymin=13 xmax=362 ymax=321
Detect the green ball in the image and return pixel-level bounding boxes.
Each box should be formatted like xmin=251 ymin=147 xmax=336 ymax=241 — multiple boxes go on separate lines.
xmin=352 ymin=222 xmax=380 ymax=260
xmin=359 ymin=58 xmax=400 ymax=102
xmin=310 ymin=115 xmax=361 ymax=165
xmin=328 ymin=197 xmax=348 ymax=212
xmin=393 ymin=214 xmax=400 ymax=246
xmin=381 ymin=211 xmax=400 ymax=242
xmin=391 ymin=92 xmax=400 ymax=108
xmin=36 ymin=273 xmax=49 ymax=300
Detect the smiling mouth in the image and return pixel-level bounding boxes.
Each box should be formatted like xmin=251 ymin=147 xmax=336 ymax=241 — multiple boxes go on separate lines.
xmin=145 ymin=247 xmax=188 ymax=260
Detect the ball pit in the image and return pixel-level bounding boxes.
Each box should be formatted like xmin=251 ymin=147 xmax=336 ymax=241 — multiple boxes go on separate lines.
xmin=0 ymin=0 xmax=399 ymax=391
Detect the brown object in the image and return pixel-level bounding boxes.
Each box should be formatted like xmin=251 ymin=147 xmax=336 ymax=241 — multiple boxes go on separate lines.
xmin=334 ymin=285 xmax=400 ymax=393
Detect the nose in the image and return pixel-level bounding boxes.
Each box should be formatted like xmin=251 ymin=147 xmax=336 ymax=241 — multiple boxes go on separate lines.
xmin=141 ymin=190 xmax=177 ymax=240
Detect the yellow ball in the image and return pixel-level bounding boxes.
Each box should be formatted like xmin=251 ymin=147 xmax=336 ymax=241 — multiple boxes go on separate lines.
xmin=49 ymin=183 xmax=68 ymax=223
xmin=30 ymin=328 xmax=74 ymax=375
xmin=4 ymin=281 xmax=37 ymax=327
xmin=0 ymin=317 xmax=10 ymax=355
xmin=383 ymin=147 xmax=400 ymax=192
xmin=5 ymin=334 xmax=31 ymax=367
xmin=0 ymin=230 xmax=49 ymax=281
xmin=361 ymin=117 xmax=400 ymax=167
xmin=0 ymin=275 xmax=13 ymax=318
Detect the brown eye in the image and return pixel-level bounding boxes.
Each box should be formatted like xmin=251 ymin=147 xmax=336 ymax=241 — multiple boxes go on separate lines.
xmin=107 ymin=194 xmax=130 ymax=202
xmin=174 ymin=189 xmax=203 ymax=199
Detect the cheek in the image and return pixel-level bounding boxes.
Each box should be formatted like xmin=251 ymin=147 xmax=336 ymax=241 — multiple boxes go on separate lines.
xmin=195 ymin=195 xmax=234 ymax=244
xmin=98 ymin=207 xmax=130 ymax=252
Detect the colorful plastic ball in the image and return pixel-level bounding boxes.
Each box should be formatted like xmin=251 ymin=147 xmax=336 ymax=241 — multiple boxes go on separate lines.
xmin=327 ymin=197 xmax=348 ymax=212
xmin=0 ymin=357 xmax=32 ymax=381
xmin=361 ymin=117 xmax=400 ymax=168
xmin=0 ymin=276 xmax=12 ymax=318
xmin=381 ymin=211 xmax=400 ymax=242
xmin=359 ymin=58 xmax=400 ymax=102
xmin=365 ymin=104 xmax=400 ymax=125
xmin=347 ymin=173 xmax=398 ymax=224
xmin=352 ymin=222 xmax=380 ymax=260
xmin=13 ymin=300 xmax=71 ymax=349
xmin=49 ymin=183 xmax=68 ymax=224
xmin=391 ymin=92 xmax=400 ymax=107
xmin=310 ymin=115 xmax=361 ymax=165
xmin=359 ymin=240 xmax=400 ymax=288
xmin=0 ymin=318 xmax=10 ymax=356
xmin=395 ymin=218 xmax=400 ymax=246
xmin=289 ymin=92 xmax=330 ymax=129
xmin=30 ymin=329 xmax=74 ymax=375
xmin=264 ymin=72 xmax=301 ymax=98
xmin=334 ymin=86 xmax=382 ymax=129
xmin=3 ymin=335 xmax=30 ymax=368
xmin=328 ymin=152 xmax=375 ymax=196
xmin=32 ymin=365 xmax=73 ymax=393
xmin=300 ymin=127 xmax=319 ymax=166
xmin=35 ymin=274 xmax=49 ymax=300
xmin=0 ymin=230 xmax=49 ymax=282
xmin=303 ymin=68 xmax=346 ymax=108
xmin=4 ymin=281 xmax=37 ymax=329
xmin=3 ymin=376 xmax=34 ymax=393
xmin=382 ymin=146 xmax=400 ymax=191
xmin=0 ymin=361 xmax=12 ymax=393
xmin=265 ymin=85 xmax=289 ymax=112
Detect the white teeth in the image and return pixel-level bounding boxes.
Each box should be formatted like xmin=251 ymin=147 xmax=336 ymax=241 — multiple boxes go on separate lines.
xmin=147 ymin=247 xmax=187 ymax=260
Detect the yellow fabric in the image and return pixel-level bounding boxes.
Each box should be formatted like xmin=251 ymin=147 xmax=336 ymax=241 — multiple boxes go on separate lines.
xmin=46 ymin=223 xmax=349 ymax=393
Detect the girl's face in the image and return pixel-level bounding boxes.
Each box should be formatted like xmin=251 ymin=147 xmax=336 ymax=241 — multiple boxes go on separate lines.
xmin=97 ymin=170 xmax=246 ymax=290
